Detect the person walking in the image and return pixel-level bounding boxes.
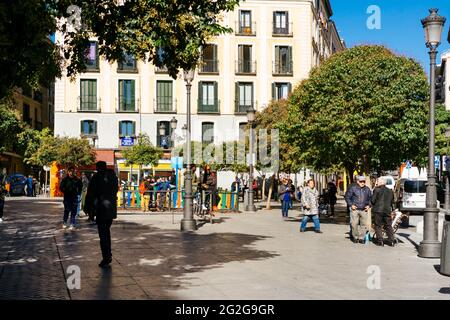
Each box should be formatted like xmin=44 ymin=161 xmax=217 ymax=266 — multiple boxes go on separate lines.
xmin=279 ymin=179 xmax=293 ymax=219
xmin=300 ymin=179 xmax=322 ymax=233
xmin=371 ymin=177 xmax=395 ymax=247
xmin=84 ymin=161 xmax=119 ymax=268
xmin=142 ymin=177 xmax=153 ymax=213
xmin=0 ymin=172 xmax=7 ymax=223
xmin=345 ymin=176 xmax=372 ymax=243
xmin=26 ymin=175 xmax=33 ymax=197
xmin=158 ymin=177 xmax=170 ymax=211
xmin=59 ymin=167 xmax=83 ymax=230
xmin=287 ymin=179 xmax=295 ymax=209
xmin=32 ymin=177 xmax=40 ymax=196
xmin=327 ymin=181 xmax=337 ymax=217
xmin=81 ymin=172 xmax=90 ymax=215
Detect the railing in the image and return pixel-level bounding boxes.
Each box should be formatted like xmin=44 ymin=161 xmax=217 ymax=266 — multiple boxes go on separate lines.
xmin=234 ymin=101 xmax=256 ymax=114
xmin=153 ymin=98 xmax=177 ymax=113
xmin=116 ymin=98 xmax=139 ymax=113
xmin=272 ymin=22 xmax=293 ymax=36
xmin=197 ymin=99 xmax=220 ymax=114
xmin=199 ymin=59 xmax=219 ymax=74
xmin=235 ymin=21 xmax=256 ymax=36
xmin=77 ymin=96 xmax=102 ymax=112
xmin=273 ymin=61 xmax=293 ymax=75
xmin=235 ymin=60 xmax=257 ymax=75
xmin=117 ymin=60 xmax=138 ymax=72
xmin=155 ymin=65 xmax=169 ymax=73
xmin=117 ymin=187 xmax=239 ymax=212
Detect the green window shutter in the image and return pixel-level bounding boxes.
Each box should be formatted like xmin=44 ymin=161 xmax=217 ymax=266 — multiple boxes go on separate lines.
xmin=251 ymin=83 xmax=254 ymax=109
xmin=273 ymin=12 xmax=276 ymax=31
xmin=119 ymin=121 xmax=123 ymax=136
xmin=198 ymin=81 xmax=203 ymax=112
xmin=285 ymin=11 xmax=289 ymax=29
xmin=94 ymin=121 xmax=97 ymax=134
xmin=235 ymin=82 xmax=239 ymax=112
xmin=272 ymin=83 xmax=276 ymax=101
xmin=131 ymin=80 xmax=135 ymax=110
xmin=118 ymin=80 xmax=123 ymax=110
xmin=288 ymin=47 xmax=292 ymax=73
xmin=132 ymin=121 xmax=136 ymax=136
xmin=214 ymin=82 xmax=218 ymax=112
xmin=288 ymin=83 xmax=292 ymax=95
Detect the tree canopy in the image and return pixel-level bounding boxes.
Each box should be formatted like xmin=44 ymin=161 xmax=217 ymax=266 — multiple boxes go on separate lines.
xmin=283 ymin=45 xmax=430 ymax=176
xmin=121 ymin=133 xmax=163 ymax=167
xmin=0 ymin=99 xmax=23 ymax=153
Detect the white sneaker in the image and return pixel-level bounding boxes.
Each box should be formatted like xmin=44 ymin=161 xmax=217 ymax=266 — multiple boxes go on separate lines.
xmin=62 ymin=223 xmax=68 ymax=229
xmin=0 ymin=218 xmax=3 ymax=223
xmin=68 ymin=224 xmax=76 ymax=231
xmin=202 ymin=204 xmax=207 ymax=210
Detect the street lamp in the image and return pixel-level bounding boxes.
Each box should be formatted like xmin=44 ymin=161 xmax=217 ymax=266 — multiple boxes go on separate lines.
xmin=180 ymin=68 xmax=197 ymax=231
xmin=445 ymin=127 xmax=450 ymax=210
xmin=245 ymin=105 xmax=257 ymax=212
xmin=419 ymin=8 xmax=446 ymax=258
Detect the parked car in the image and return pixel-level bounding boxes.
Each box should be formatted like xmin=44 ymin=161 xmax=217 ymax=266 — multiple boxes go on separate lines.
xmin=7 ymin=174 xmax=27 ymax=196
xmin=394 ymin=178 xmax=444 ymax=214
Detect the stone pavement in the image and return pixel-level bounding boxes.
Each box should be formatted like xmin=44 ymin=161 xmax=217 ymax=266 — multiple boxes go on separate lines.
xmin=1 ymin=197 xmax=450 ymax=300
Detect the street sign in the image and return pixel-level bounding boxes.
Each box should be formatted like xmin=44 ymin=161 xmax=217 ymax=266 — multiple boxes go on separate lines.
xmin=406 ymin=160 xmax=412 ymax=169
xmin=444 ymin=155 xmax=450 ymax=172
xmin=171 ymin=157 xmax=183 ymax=169
xmin=43 ymin=165 xmax=51 ymax=172
xmin=435 ymin=155 xmax=440 ymax=169
xmin=120 ymin=137 xmax=135 ymax=147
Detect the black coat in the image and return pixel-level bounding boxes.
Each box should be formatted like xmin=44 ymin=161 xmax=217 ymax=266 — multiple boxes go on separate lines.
xmin=84 ymin=169 xmax=119 ymax=221
xmin=371 ymin=185 xmax=394 ymax=214
xmin=59 ymin=176 xmax=83 ymax=199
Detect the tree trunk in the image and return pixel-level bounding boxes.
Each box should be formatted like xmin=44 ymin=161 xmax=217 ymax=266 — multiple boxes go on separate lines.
xmin=262 ymin=175 xmax=266 ymax=201
xmin=266 ymin=172 xmax=276 ymax=210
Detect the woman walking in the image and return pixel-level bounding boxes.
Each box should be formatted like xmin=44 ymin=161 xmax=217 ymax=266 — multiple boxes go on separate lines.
xmin=300 ymin=179 xmax=322 ymax=233
xmin=279 ymin=178 xmax=294 ymax=218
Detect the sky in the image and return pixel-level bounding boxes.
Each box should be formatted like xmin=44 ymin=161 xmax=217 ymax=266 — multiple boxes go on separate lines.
xmin=331 ymin=0 xmax=450 ymax=72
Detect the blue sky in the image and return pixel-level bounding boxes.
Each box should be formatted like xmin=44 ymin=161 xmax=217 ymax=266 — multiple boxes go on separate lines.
xmin=331 ymin=0 xmax=450 ymax=72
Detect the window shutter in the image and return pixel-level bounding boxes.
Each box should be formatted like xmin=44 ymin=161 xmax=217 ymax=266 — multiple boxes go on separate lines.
xmin=235 ymin=82 xmax=239 ymax=112
xmin=288 ymin=83 xmax=292 ymax=95
xmin=132 ymin=121 xmax=136 ymax=136
xmin=198 ymin=81 xmax=203 ymax=112
xmin=214 ymin=82 xmax=218 ymax=111
xmin=251 ymin=83 xmax=254 ymax=109
xmin=80 ymin=121 xmax=84 ymax=134
xmin=131 ymin=80 xmax=136 ymax=110
xmin=273 ymin=12 xmax=276 ymax=32
xmin=288 ymin=47 xmax=292 ymax=73
xmin=118 ymin=80 xmax=123 ymax=110
xmin=275 ymin=46 xmax=280 ymax=72
xmin=285 ymin=11 xmax=289 ymax=30
xmin=272 ymin=83 xmax=276 ymax=101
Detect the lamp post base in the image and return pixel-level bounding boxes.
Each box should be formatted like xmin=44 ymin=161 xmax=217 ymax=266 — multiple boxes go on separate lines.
xmin=418 ymin=240 xmax=441 ymax=258
xmin=245 ymin=204 xmax=257 ymax=212
xmin=180 ymin=219 xmax=197 ymax=231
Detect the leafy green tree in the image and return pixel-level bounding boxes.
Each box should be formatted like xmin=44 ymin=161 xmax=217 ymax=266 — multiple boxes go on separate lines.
xmin=0 ymin=99 xmax=23 ymax=153
xmin=18 ymin=127 xmax=55 ymax=167
xmin=121 ymin=133 xmax=163 ymax=168
xmin=284 ymin=45 xmax=429 ymax=179
xmin=435 ymin=104 xmax=450 ymax=156
xmin=55 ymin=136 xmax=97 ymax=167
xmin=0 ymin=0 xmax=61 ymax=99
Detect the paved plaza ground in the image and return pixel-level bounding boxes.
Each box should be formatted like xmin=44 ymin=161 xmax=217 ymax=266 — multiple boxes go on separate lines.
xmin=0 ymin=197 xmax=449 ymax=300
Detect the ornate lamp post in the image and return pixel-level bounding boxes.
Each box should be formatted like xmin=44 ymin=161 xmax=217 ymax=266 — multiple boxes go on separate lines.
xmin=180 ymin=69 xmax=197 ymax=231
xmin=419 ymin=8 xmax=446 ymax=258
xmin=245 ymin=105 xmax=257 ymax=212
xmin=445 ymin=127 xmax=450 ymax=210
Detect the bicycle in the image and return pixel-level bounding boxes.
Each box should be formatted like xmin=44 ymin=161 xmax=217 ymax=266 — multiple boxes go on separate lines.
xmin=193 ymin=190 xmax=214 ymax=224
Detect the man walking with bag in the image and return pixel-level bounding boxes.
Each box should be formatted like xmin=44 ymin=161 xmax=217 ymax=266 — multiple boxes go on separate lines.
xmin=345 ymin=176 xmax=372 ymax=243
xmin=84 ymin=161 xmax=119 ymax=268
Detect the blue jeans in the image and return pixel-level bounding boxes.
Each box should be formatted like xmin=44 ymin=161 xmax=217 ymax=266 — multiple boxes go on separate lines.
xmin=281 ymin=200 xmax=290 ymax=217
xmin=300 ymin=214 xmax=320 ymax=231
xmin=63 ymin=197 xmax=78 ymax=225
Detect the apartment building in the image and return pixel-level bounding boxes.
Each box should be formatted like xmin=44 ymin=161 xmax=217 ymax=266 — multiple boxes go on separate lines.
xmin=437 ymin=50 xmax=450 ymax=111
xmin=53 ymin=0 xmax=344 ymax=178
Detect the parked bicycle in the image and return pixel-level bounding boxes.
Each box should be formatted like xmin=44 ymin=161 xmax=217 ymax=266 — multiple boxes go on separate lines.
xmin=193 ymin=190 xmax=215 ymax=224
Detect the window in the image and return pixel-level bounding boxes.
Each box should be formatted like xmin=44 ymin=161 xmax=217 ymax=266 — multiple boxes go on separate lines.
xmin=200 ymin=44 xmax=218 ymax=73
xmin=198 ymin=81 xmax=218 ymax=113
xmin=272 ymin=83 xmax=292 ymax=101
xmin=235 ymin=82 xmax=253 ymax=113
xmin=237 ymin=45 xmax=255 ymax=74
xmin=157 ymin=121 xmax=173 ymax=149
xmin=81 ymin=120 xmax=97 ymax=135
xmin=155 ymin=47 xmax=168 ymax=73
xmin=118 ymin=53 xmax=137 ymax=72
xmin=274 ymin=46 xmax=293 ymax=75
xmin=80 ymin=79 xmax=97 ymax=111
xmin=202 ymin=122 xmax=214 ymax=144
xmin=119 ymin=121 xmax=135 ymax=137
xmin=85 ymin=41 xmax=99 ymax=70
xmin=238 ymin=10 xmax=253 ymax=35
xmin=118 ymin=80 xmax=136 ymax=111
xmin=273 ymin=11 xmax=289 ymax=35
xmin=239 ymin=122 xmax=248 ymax=141
xmin=156 ymin=81 xmax=174 ymax=112
xmin=23 ymin=104 xmax=31 ymax=124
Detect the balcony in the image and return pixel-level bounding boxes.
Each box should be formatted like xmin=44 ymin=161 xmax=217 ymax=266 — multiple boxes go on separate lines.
xmin=116 ymin=98 xmax=139 ymax=113
xmin=235 ymin=60 xmax=257 ymax=75
xmin=117 ymin=60 xmax=138 ymax=73
xmin=273 ymin=61 xmax=293 ymax=76
xmin=77 ymin=97 xmax=102 ymax=112
xmin=234 ymin=101 xmax=256 ymax=115
xmin=235 ymin=22 xmax=256 ymax=36
xmin=272 ymin=23 xmax=293 ymax=37
xmin=155 ymin=65 xmax=169 ymax=73
xmin=199 ymin=59 xmax=219 ymax=74
xmin=154 ymin=99 xmax=177 ymax=113
xmin=197 ymin=99 xmax=220 ymax=114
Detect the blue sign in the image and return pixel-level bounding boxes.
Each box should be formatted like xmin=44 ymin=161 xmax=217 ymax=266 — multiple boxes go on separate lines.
xmin=120 ymin=137 xmax=135 ymax=147
xmin=434 ymin=155 xmax=440 ymax=169
xmin=171 ymin=157 xmax=184 ymax=169
xmin=406 ymin=160 xmax=412 ymax=169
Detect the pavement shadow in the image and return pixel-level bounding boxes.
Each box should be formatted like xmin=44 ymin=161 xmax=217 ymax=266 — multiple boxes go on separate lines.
xmin=1 ymin=198 xmax=279 ymax=299
xmin=397 ymin=232 xmax=419 ymax=252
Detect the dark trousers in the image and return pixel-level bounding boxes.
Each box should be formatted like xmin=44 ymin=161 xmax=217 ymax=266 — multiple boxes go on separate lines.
xmin=0 ymin=199 xmax=4 ymax=218
xmin=374 ymin=212 xmax=394 ymax=242
xmin=97 ymin=219 xmax=113 ymax=261
xmin=63 ymin=197 xmax=78 ymax=225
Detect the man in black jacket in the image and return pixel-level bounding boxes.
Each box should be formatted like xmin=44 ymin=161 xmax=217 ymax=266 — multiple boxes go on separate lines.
xmin=345 ymin=176 xmax=372 ymax=243
xmin=371 ymin=177 xmax=395 ymax=247
xmin=84 ymin=161 xmax=119 ymax=268
xmin=59 ymin=167 xmax=83 ymax=230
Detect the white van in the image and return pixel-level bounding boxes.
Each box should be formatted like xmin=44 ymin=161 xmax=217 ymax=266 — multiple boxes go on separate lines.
xmin=379 ymin=175 xmax=395 ymax=190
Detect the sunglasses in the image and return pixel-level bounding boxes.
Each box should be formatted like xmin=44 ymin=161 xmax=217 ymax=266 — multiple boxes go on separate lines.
xmin=358 ymin=181 xmax=366 ymax=183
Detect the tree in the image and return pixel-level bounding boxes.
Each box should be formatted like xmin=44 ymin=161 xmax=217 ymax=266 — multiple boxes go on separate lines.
xmin=284 ymin=45 xmax=429 ymax=179
xmin=435 ymin=104 xmax=450 ymax=157
xmin=0 ymin=99 xmax=23 ymax=153
xmin=0 ymin=0 xmax=61 ymax=99
xmin=18 ymin=127 xmax=56 ymax=167
xmin=121 ymin=133 xmax=163 ymax=168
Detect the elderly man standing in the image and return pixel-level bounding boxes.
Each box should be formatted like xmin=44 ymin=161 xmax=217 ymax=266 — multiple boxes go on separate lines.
xmin=345 ymin=176 xmax=372 ymax=243
xmin=371 ymin=177 xmax=395 ymax=247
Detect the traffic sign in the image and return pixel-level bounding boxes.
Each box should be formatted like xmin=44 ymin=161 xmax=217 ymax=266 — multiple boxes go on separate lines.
xmin=434 ymin=155 xmax=440 ymax=169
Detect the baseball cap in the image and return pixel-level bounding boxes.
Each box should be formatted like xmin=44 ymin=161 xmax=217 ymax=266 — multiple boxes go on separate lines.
xmin=357 ymin=176 xmax=366 ymax=182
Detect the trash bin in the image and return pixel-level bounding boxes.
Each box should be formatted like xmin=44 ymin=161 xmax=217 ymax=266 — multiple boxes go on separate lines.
xmin=440 ymin=211 xmax=450 ymax=276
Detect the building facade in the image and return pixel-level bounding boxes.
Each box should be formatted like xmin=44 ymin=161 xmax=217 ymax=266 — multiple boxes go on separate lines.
xmin=53 ymin=0 xmax=344 ymax=180
xmin=437 ymin=50 xmax=450 ymax=111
